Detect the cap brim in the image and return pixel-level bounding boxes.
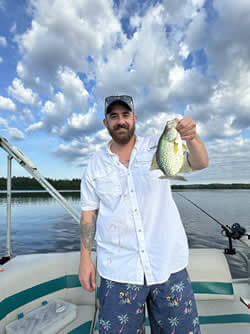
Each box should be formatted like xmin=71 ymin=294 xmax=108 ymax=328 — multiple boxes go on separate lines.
xmin=106 ymin=100 xmax=132 ymax=114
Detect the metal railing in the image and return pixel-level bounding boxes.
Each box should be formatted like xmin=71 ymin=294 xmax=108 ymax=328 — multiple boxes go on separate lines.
xmin=0 ymin=136 xmax=81 ymax=259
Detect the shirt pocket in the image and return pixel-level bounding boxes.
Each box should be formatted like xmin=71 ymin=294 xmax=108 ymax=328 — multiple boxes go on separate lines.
xmin=94 ymin=167 xmax=122 ymax=199
xmin=134 ymin=150 xmax=163 ymax=179
xmin=134 ymin=151 xmax=154 ymax=169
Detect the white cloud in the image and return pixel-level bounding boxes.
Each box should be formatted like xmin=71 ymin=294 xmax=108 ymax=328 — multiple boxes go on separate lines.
xmin=41 ymin=92 xmax=67 ymax=126
xmin=10 ymin=23 xmax=17 ymax=34
xmin=57 ymin=67 xmax=88 ymax=109
xmin=0 ymin=56 xmax=3 ymax=63
xmin=8 ymin=78 xmax=41 ymax=106
xmin=0 ymin=116 xmax=24 ymax=141
xmin=5 ymin=0 xmax=250 ymax=182
xmin=20 ymin=108 xmax=35 ymax=123
xmin=0 ymin=96 xmax=16 ymax=111
xmin=53 ymin=133 xmax=105 ymax=165
xmin=0 ymin=36 xmax=7 ymax=47
xmin=26 ymin=121 xmax=44 ymax=132
xmin=8 ymin=127 xmax=25 ymax=140
xmin=15 ymin=0 xmax=122 ymax=83
xmin=59 ymin=105 xmax=101 ymax=140
xmin=0 ymin=116 xmax=8 ymax=128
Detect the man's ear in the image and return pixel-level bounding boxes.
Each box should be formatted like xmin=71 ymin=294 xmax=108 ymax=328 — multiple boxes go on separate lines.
xmin=103 ymin=118 xmax=108 ymax=128
xmin=134 ymin=114 xmax=138 ymax=122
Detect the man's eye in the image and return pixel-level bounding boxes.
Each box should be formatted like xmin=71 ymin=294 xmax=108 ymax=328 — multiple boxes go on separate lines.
xmin=110 ymin=114 xmax=118 ymax=119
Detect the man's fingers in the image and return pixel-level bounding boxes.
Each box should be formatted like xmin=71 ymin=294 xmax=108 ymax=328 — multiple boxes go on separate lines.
xmin=90 ymin=269 xmax=96 ymax=290
xmin=83 ymin=278 xmax=92 ymax=291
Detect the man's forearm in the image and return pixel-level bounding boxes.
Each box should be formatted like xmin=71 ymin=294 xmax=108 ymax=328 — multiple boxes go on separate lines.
xmin=186 ymin=134 xmax=208 ymax=170
xmin=80 ymin=210 xmax=98 ymax=259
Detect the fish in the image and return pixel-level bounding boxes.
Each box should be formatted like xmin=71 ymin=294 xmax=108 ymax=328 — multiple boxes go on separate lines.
xmin=150 ymin=119 xmax=189 ymax=180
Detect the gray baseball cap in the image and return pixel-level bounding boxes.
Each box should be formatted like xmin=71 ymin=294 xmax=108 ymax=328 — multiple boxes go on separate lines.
xmin=105 ymin=95 xmax=134 ymax=115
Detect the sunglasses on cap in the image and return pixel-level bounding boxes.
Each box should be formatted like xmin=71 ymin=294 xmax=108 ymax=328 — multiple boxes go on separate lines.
xmin=105 ymin=95 xmax=134 ymax=115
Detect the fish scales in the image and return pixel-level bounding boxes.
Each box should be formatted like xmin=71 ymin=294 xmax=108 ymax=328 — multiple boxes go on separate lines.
xmin=151 ymin=119 xmax=187 ymax=180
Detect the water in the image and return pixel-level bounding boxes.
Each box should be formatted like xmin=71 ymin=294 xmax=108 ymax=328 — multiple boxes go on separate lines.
xmin=0 ymin=190 xmax=249 ymax=278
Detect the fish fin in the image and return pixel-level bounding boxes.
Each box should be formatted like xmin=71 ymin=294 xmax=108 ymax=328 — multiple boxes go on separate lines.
xmin=159 ymin=175 xmax=187 ymax=181
xmin=150 ymin=153 xmax=159 ymax=170
xmin=174 ymin=142 xmax=179 ymax=154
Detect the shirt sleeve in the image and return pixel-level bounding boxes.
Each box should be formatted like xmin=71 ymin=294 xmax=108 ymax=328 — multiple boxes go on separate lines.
xmin=80 ymin=163 xmax=100 ymax=211
xmin=180 ymin=151 xmax=193 ymax=173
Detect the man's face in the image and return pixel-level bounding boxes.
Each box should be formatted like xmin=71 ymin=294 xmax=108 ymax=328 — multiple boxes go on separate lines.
xmin=104 ymin=104 xmax=137 ymax=145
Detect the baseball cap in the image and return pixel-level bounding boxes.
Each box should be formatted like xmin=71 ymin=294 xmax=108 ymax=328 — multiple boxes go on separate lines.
xmin=105 ymin=95 xmax=134 ymax=115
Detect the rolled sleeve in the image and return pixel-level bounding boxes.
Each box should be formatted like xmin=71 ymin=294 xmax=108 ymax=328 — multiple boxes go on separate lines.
xmin=80 ymin=170 xmax=100 ymax=211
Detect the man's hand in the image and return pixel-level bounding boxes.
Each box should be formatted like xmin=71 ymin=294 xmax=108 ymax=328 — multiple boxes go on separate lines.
xmin=174 ymin=117 xmax=208 ymax=170
xmin=175 ymin=117 xmax=196 ymax=141
xmin=78 ymin=257 xmax=96 ymax=292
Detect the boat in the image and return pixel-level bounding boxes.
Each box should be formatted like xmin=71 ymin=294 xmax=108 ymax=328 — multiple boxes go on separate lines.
xmin=0 ymin=136 xmax=250 ymax=334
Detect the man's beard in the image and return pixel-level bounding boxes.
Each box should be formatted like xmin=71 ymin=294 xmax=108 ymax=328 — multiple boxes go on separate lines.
xmin=107 ymin=122 xmax=136 ymax=145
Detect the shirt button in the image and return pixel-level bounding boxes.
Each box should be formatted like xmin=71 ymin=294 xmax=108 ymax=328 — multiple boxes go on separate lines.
xmin=138 ymin=229 xmax=142 ymax=232
xmin=141 ymin=249 xmax=144 ymax=253
xmin=131 ymin=189 xmax=134 ymax=192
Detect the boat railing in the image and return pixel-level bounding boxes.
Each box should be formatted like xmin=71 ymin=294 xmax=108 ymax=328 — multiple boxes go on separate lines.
xmin=0 ymin=136 xmax=81 ymax=262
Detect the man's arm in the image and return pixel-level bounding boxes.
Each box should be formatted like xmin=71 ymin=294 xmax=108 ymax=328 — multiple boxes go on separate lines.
xmin=80 ymin=209 xmax=98 ymax=257
xmin=176 ymin=117 xmax=208 ymax=171
xmin=186 ymin=134 xmax=208 ymax=170
xmin=79 ymin=209 xmax=98 ymax=292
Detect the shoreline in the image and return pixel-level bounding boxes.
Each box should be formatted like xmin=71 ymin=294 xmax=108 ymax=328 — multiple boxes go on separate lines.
xmin=0 ymin=184 xmax=250 ymax=194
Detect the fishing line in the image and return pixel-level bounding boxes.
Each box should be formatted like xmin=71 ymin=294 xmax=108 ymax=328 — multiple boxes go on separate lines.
xmin=175 ymin=191 xmax=226 ymax=228
xmin=175 ymin=191 xmax=249 ymax=245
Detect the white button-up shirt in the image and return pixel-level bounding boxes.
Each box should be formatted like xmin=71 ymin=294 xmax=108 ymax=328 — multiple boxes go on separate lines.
xmin=80 ymin=135 xmax=192 ymax=286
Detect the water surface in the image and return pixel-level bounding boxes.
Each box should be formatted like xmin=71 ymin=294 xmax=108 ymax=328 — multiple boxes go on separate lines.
xmin=0 ymin=190 xmax=249 ymax=278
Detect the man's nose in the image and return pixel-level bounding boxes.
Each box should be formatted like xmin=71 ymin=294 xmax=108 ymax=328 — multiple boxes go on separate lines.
xmin=117 ymin=115 xmax=127 ymax=123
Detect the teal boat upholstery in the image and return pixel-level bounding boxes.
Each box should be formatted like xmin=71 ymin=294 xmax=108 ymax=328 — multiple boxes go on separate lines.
xmin=0 ymin=250 xmax=249 ymax=334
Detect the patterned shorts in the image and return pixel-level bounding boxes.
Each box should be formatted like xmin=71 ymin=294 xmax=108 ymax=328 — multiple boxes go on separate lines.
xmin=97 ymin=268 xmax=201 ymax=334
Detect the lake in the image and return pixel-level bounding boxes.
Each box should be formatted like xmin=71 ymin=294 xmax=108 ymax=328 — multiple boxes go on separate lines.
xmin=0 ymin=190 xmax=249 ymax=279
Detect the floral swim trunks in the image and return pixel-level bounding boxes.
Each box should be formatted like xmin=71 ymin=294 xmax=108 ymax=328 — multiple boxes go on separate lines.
xmin=96 ymin=267 xmax=201 ymax=334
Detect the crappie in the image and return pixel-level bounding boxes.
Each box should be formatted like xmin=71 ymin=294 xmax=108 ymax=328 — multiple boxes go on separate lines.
xmin=150 ymin=119 xmax=188 ymax=180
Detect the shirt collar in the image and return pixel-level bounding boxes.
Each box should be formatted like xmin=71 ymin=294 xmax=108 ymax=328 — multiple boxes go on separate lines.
xmin=106 ymin=135 xmax=142 ymax=156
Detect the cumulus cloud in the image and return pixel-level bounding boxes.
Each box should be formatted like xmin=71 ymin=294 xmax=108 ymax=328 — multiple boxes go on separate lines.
xmin=0 ymin=116 xmax=8 ymax=128
xmin=0 ymin=116 xmax=24 ymax=141
xmin=8 ymin=78 xmax=41 ymax=106
xmin=8 ymin=127 xmax=25 ymax=140
xmin=59 ymin=106 xmax=101 ymax=140
xmin=20 ymin=108 xmax=35 ymax=123
xmin=15 ymin=0 xmax=122 ymax=84
xmin=3 ymin=0 xmax=250 ymax=182
xmin=0 ymin=0 xmax=4 ymax=10
xmin=0 ymin=36 xmax=7 ymax=47
xmin=0 ymin=57 xmax=3 ymax=63
xmin=0 ymin=96 xmax=16 ymax=111
xmin=53 ymin=135 xmax=104 ymax=166
xmin=26 ymin=121 xmax=44 ymax=132
xmin=56 ymin=67 xmax=88 ymax=109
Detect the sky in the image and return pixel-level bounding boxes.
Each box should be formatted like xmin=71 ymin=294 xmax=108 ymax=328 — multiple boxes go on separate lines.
xmin=0 ymin=0 xmax=250 ymax=184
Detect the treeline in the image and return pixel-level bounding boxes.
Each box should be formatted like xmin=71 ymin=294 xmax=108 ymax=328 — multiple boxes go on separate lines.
xmin=172 ymin=183 xmax=250 ymax=189
xmin=0 ymin=177 xmax=250 ymax=191
xmin=0 ymin=177 xmax=81 ymax=191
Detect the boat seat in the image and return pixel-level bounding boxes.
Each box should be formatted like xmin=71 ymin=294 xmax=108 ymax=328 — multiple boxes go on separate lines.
xmin=186 ymin=248 xmax=234 ymax=300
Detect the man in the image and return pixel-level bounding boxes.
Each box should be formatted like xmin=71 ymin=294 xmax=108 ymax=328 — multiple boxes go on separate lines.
xmin=79 ymin=95 xmax=208 ymax=333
